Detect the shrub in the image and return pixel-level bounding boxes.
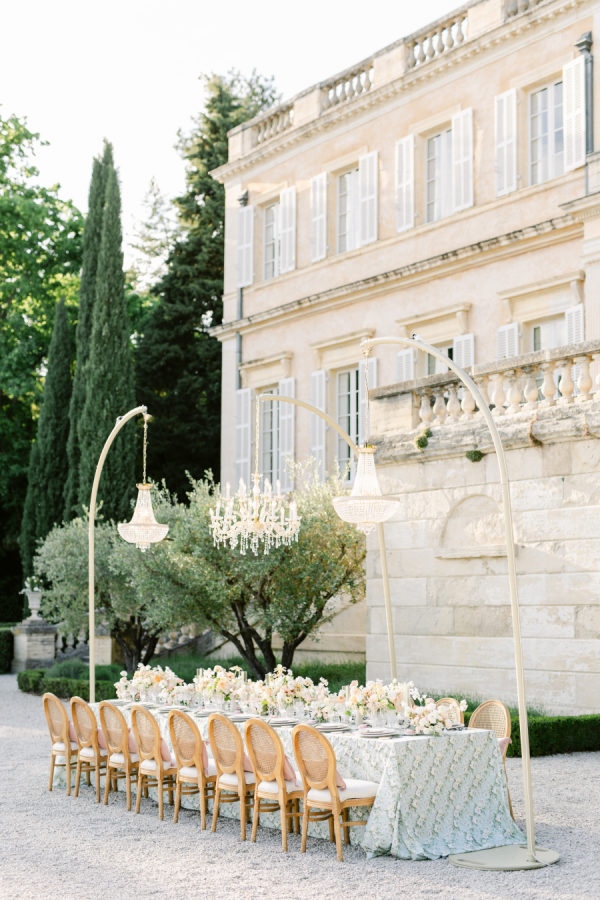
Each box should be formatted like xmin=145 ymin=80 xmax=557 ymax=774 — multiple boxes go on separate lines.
xmin=17 ymin=670 xmax=116 ymax=701
xmin=45 ymin=659 xmax=88 ymax=679
xmin=0 ymin=629 xmax=14 ymax=673
xmin=17 ymin=669 xmax=45 ymax=693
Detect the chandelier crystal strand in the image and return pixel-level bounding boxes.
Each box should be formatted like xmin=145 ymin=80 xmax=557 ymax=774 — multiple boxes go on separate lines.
xmin=117 ymin=413 xmax=169 ymax=551
xmin=209 ymin=394 xmax=301 ymax=555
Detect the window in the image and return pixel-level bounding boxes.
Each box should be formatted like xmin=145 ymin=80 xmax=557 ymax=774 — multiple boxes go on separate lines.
xmin=426 ymin=130 xmax=453 ymax=223
xmin=260 ymin=388 xmax=279 ymax=485
xmin=529 ymin=81 xmax=564 ymax=185
xmin=337 ymin=168 xmax=359 ymax=253
xmin=236 ymin=205 xmax=254 ymax=288
xmin=427 ymin=342 xmax=453 ymax=375
xmin=263 ymin=203 xmax=279 ymax=281
xmin=336 ymin=368 xmax=359 ymax=476
xmin=336 ymin=152 xmax=378 ymax=253
xmin=262 ymin=188 xmax=296 ymax=281
xmin=530 ymin=316 xmax=566 ymax=353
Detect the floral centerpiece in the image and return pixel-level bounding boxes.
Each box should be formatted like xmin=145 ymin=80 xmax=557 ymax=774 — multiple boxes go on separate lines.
xmin=406 ymin=692 xmax=468 ymax=735
xmin=115 ymin=663 xmax=183 ymax=701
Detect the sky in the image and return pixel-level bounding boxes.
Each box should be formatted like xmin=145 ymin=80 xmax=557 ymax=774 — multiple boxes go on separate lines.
xmin=2 ymin=0 xmax=460 ymax=264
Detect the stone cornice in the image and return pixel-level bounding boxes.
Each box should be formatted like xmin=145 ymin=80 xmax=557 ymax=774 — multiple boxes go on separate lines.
xmin=560 ymin=191 xmax=600 ymax=221
xmin=210 ymin=214 xmax=579 ymax=341
xmin=211 ymin=0 xmax=589 ymax=184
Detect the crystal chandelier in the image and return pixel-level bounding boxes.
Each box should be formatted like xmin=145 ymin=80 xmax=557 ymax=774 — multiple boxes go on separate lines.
xmin=209 ymin=396 xmax=301 ymax=555
xmin=118 ymin=415 xmax=169 ymax=551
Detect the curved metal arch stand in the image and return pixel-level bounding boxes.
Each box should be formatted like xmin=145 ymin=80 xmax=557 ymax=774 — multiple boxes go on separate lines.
xmin=256 ymin=392 xmax=397 ymax=680
xmin=361 ymin=335 xmax=558 ymax=870
xmin=88 ymin=405 xmax=148 ymax=703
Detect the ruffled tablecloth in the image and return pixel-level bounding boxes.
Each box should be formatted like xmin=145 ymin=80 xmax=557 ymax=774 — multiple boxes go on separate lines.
xmin=64 ymin=704 xmax=522 ymax=859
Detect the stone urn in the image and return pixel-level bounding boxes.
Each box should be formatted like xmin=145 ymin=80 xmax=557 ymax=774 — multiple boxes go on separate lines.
xmin=11 ymin=584 xmax=57 ymax=673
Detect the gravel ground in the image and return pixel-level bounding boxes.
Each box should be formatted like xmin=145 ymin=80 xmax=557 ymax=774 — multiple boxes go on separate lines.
xmin=1 ymin=674 xmax=599 ymax=900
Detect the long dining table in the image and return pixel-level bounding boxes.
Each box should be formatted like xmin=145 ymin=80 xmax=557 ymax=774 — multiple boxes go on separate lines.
xmin=60 ymin=702 xmax=523 ymax=860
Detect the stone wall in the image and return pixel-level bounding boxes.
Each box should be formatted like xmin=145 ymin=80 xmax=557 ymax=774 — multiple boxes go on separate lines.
xmin=367 ymin=384 xmax=600 ymax=715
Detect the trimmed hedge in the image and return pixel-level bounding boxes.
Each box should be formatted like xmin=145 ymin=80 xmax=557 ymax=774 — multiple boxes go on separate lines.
xmin=0 ymin=628 xmax=13 ymax=673
xmin=17 ymin=669 xmax=116 ymax=701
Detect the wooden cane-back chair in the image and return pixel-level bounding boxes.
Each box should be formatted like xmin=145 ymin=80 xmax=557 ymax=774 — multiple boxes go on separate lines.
xmin=292 ymin=724 xmax=378 ymax=862
xmin=70 ymin=696 xmax=107 ymax=802
xmin=169 ymin=710 xmax=216 ymax=829
xmin=469 ymin=699 xmax=514 ymax=818
xmin=99 ymin=701 xmax=138 ymax=811
xmin=131 ymin=705 xmax=177 ymax=821
xmin=436 ymin=697 xmax=464 ymax=725
xmin=245 ymin=718 xmax=302 ymax=851
xmin=208 ymin=713 xmax=255 ymax=841
xmin=43 ymin=692 xmax=77 ymax=795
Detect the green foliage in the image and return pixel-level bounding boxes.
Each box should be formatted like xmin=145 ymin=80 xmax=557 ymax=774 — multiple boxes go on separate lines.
xmin=0 ymin=628 xmax=14 ymax=672
xmin=466 ymin=449 xmax=484 ymax=463
xmin=19 ymin=298 xmax=73 ymax=575
xmin=78 ymin=149 xmax=136 ymax=521
xmin=415 ymin=427 xmax=432 ymax=450
xmin=45 ymin=658 xmax=87 ymax=679
xmin=0 ymin=112 xmax=82 ymax=607
xmin=135 ymin=72 xmax=279 ymax=497
xmin=17 ymin=669 xmax=45 ymax=693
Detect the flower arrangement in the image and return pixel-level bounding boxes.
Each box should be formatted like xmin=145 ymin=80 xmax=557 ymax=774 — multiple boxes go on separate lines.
xmin=115 ymin=663 xmax=183 ymax=701
xmin=406 ymin=692 xmax=468 ymax=735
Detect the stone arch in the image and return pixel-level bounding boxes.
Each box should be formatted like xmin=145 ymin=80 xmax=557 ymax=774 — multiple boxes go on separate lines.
xmin=438 ymin=493 xmax=506 ymax=558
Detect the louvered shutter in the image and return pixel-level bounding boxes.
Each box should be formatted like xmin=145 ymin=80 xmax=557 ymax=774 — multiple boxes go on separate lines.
xmin=396 ymin=349 xmax=415 ymax=382
xmin=452 ymin=108 xmax=474 ymax=212
xmin=565 ymin=304 xmax=584 ymax=344
xmin=237 ymin=206 xmax=254 ymax=288
xmin=234 ymin=388 xmax=252 ymax=486
xmin=359 ymin=151 xmax=378 ymax=245
xmin=278 ymin=187 xmax=296 ymax=274
xmin=453 ymin=333 xmax=475 ymax=369
xmin=358 ymin=357 xmax=378 ymax=445
xmin=310 ymin=370 xmax=326 ymax=481
xmin=310 ymin=173 xmax=327 ymax=262
xmin=564 ymin=57 xmax=586 ymax=172
xmin=278 ymin=377 xmax=295 ymax=491
xmin=396 ymin=136 xmax=414 ymax=232
xmin=495 ymin=89 xmax=517 ymax=196
xmin=496 ymin=323 xmax=519 ymax=360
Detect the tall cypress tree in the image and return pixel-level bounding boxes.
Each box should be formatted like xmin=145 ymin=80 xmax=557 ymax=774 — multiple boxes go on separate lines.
xmin=135 ymin=73 xmax=278 ymax=499
xmin=78 ymin=154 xmax=136 ymax=521
xmin=63 ymin=148 xmax=109 ymax=518
xmin=19 ymin=297 xmax=73 ymax=575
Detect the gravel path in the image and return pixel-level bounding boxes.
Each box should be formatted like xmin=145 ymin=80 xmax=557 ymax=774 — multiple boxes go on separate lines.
xmin=1 ymin=674 xmax=598 ymax=900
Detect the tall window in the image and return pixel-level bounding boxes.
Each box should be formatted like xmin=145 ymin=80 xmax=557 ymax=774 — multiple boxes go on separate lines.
xmin=530 ymin=81 xmax=564 ymax=185
xmin=427 ymin=343 xmax=453 ymax=375
xmin=260 ymin=388 xmax=279 ymax=484
xmin=426 ymin=129 xmax=453 ymax=223
xmin=263 ymin=203 xmax=279 ymax=281
xmin=337 ymin=168 xmax=359 ymax=253
xmin=336 ymin=368 xmax=359 ymax=477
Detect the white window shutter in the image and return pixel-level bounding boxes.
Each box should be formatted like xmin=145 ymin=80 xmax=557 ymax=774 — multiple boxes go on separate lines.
xmin=564 ymin=57 xmax=586 ymax=172
xmin=452 ymin=108 xmax=474 ymax=212
xmin=495 ymin=89 xmax=517 ymax=196
xmin=234 ymin=387 xmax=252 ymax=486
xmin=358 ymin=357 xmax=378 ymax=445
xmin=278 ymin=187 xmax=296 ymax=274
xmin=359 ymin=151 xmax=378 ymax=245
xmin=396 ymin=349 xmax=415 ymax=382
xmin=395 ymin=136 xmax=414 ymax=232
xmin=277 ymin=377 xmax=295 ymax=491
xmin=496 ymin=323 xmax=519 ymax=360
xmin=565 ymin=304 xmax=585 ymax=344
xmin=310 ymin=370 xmax=326 ymax=481
xmin=236 ymin=206 xmax=254 ymax=288
xmin=453 ymin=333 xmax=475 ymax=369
xmin=310 ymin=173 xmax=327 ymax=262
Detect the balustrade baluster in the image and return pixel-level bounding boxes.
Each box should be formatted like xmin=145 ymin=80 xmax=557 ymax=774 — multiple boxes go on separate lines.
xmin=505 ymin=371 xmax=522 ymax=415
xmin=433 ymin=390 xmax=447 ymax=424
xmin=455 ymin=18 xmax=465 ymax=44
xmin=419 ymin=392 xmax=433 ymax=426
xmin=522 ymin=368 xmax=539 ymax=409
xmin=558 ymin=361 xmax=575 ymax=404
xmin=574 ymin=356 xmax=593 ymax=401
xmin=447 ymin=386 xmax=461 ymax=422
xmin=491 ymin=374 xmax=506 ymax=415
xmin=541 ymin=363 xmax=557 ymax=406
xmin=461 ymin=386 xmax=476 ymax=417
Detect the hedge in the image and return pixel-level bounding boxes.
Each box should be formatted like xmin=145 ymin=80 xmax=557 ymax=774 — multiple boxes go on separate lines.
xmin=0 ymin=628 xmax=13 ymax=673
xmin=17 ymin=669 xmax=116 ymax=702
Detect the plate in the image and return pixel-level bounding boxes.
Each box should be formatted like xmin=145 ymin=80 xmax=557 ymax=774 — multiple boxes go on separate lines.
xmin=268 ymin=717 xmax=297 ymax=727
xmin=315 ymin=722 xmax=351 ymax=732
xmin=359 ymin=728 xmax=399 ymax=739
xmin=228 ymin=714 xmax=252 ymax=722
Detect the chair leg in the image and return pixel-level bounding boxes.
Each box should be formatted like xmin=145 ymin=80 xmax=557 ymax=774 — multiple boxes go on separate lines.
xmin=300 ymin=804 xmax=309 ymax=853
xmin=104 ymin=765 xmax=111 ymax=805
xmin=294 ymin=799 xmax=300 ymax=835
xmin=86 ymin=766 xmax=91 ymax=787
xmin=48 ymin=754 xmax=55 ymax=791
xmin=328 ymin=812 xmax=334 ymax=843
xmin=144 ymin=780 xmax=148 ymax=799
xmin=167 ymin=778 xmax=174 ymax=807
xmin=333 ymin=810 xmax=343 ymax=862
xmin=75 ymin=759 xmax=82 ymax=797
xmin=173 ymin=781 xmax=181 ymax=824
xmin=95 ymin=763 xmax=101 ymax=803
xmin=126 ymin=768 xmax=133 ymax=812
xmin=158 ymin=777 xmax=164 ymax=821
xmin=342 ymin=807 xmax=351 ymax=845
xmin=240 ymin=794 xmax=246 ymax=841
xmin=199 ymin=783 xmax=207 ymax=831
xmin=280 ymin=802 xmax=288 ymax=852
xmin=135 ymin=773 xmax=143 ymax=814
xmin=211 ymin=788 xmax=221 ymax=832
xmin=65 ymin=753 xmax=71 ymax=796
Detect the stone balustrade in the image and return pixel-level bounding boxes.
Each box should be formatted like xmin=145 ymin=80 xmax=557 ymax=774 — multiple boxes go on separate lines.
xmin=320 ymin=61 xmax=374 ymax=111
xmin=504 ymin=0 xmax=547 ymax=18
xmin=405 ymin=9 xmax=468 ymax=70
xmin=253 ymin=102 xmax=294 ymax=146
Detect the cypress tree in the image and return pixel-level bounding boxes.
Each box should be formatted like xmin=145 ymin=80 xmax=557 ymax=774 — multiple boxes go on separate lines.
xmin=63 ymin=148 xmax=109 ymax=518
xmin=78 ymin=155 xmax=136 ymax=521
xmin=19 ymin=297 xmax=73 ymax=574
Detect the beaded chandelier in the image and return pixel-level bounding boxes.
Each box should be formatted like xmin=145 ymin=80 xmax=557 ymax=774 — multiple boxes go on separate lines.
xmin=118 ymin=415 xmax=169 ymax=551
xmin=209 ymin=397 xmax=301 ymax=555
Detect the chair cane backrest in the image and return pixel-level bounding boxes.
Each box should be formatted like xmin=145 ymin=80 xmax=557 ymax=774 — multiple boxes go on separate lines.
xmin=43 ymin=693 xmax=69 ymax=745
xmin=292 ymin=724 xmax=336 ymax=793
xmin=208 ymin=713 xmax=244 ymax=777
xmin=436 ymin=697 xmax=464 ymax=725
xmin=169 ymin=710 xmax=204 ymax=772
xmin=70 ymin=696 xmax=99 ymax=752
xmin=469 ymin=700 xmax=511 ymax=741
xmin=99 ymin=701 xmax=129 ymax=757
xmin=131 ymin=705 xmax=162 ymax=765
xmin=245 ymin=719 xmax=284 ymax=784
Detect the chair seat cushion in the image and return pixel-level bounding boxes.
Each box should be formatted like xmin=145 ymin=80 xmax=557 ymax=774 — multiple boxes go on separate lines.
xmin=79 ymin=745 xmax=107 ymax=760
xmin=179 ymin=759 xmax=217 ymax=779
xmin=140 ymin=755 xmax=177 ymax=774
xmin=218 ymin=770 xmax=256 ymax=788
xmin=258 ymin=777 xmax=299 ymax=794
xmin=109 ymin=751 xmax=139 ymax=765
xmin=52 ymin=741 xmax=78 ymax=752
xmin=307 ymin=778 xmax=378 ymax=804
